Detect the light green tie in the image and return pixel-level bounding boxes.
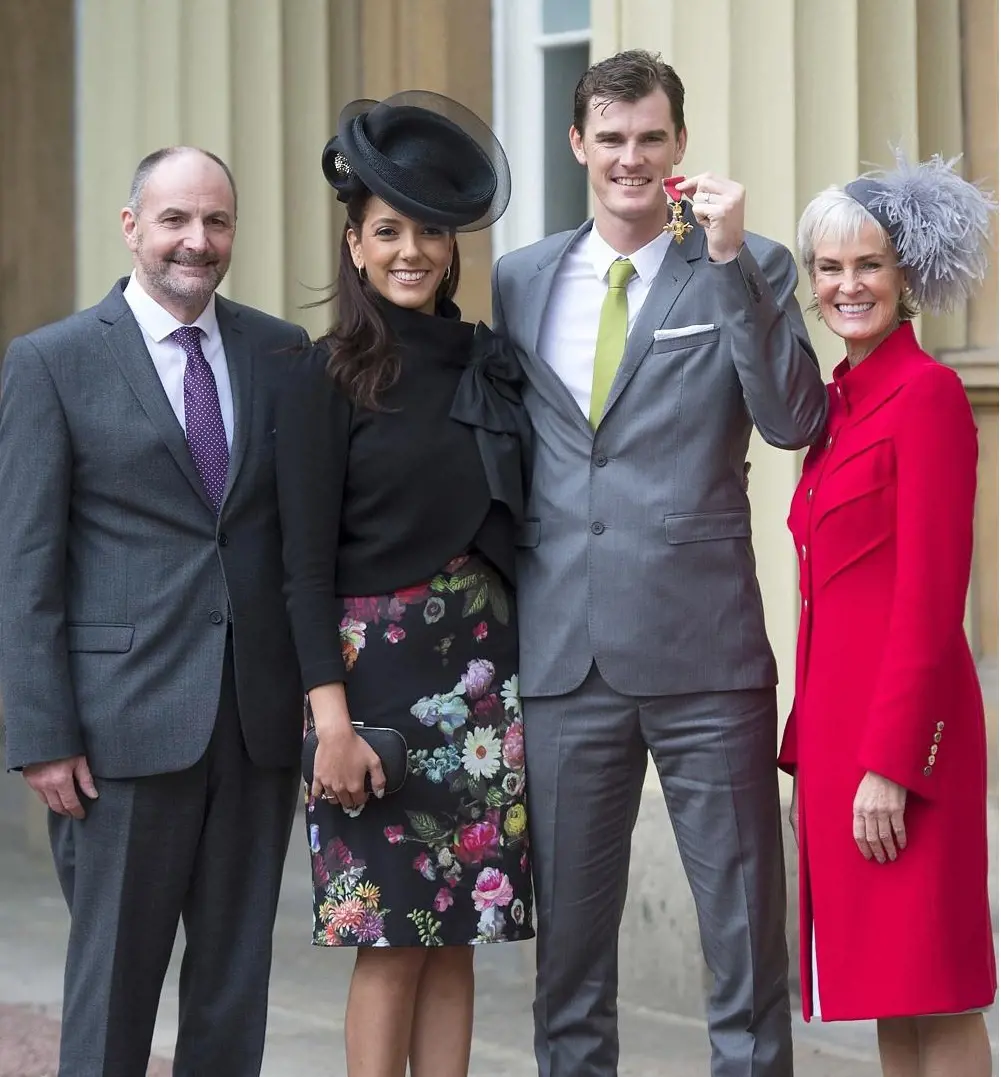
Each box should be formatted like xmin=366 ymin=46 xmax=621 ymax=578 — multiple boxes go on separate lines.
xmin=589 ymin=258 xmax=636 ymax=428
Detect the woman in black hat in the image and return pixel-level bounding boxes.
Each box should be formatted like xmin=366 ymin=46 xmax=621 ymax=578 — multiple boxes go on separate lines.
xmin=275 ymin=92 xmax=533 ymax=1076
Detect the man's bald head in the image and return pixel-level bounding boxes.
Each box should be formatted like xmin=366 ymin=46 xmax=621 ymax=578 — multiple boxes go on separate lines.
xmin=127 ymin=146 xmax=238 ymax=217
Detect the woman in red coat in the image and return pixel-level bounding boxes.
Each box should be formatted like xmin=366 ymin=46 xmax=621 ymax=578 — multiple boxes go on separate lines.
xmin=780 ymin=153 xmax=997 ymax=1076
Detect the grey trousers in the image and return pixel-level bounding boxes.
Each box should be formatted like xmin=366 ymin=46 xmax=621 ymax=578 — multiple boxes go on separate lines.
xmin=48 ymin=643 xmax=300 ymax=1077
xmin=525 ymin=664 xmax=792 ymax=1077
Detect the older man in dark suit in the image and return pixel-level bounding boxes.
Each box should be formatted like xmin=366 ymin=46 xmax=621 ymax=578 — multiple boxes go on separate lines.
xmin=0 ymin=146 xmax=307 ymax=1076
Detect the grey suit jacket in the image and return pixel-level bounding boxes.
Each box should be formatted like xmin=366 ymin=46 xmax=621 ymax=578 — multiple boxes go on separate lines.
xmin=0 ymin=280 xmax=309 ymax=777
xmin=493 ymin=216 xmax=828 ymax=698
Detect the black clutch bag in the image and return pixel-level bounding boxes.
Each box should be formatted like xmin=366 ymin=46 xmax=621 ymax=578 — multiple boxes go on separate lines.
xmin=301 ymin=722 xmax=408 ymax=796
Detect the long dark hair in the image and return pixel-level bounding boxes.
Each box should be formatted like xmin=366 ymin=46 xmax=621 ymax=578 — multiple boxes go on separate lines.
xmin=318 ymin=186 xmax=461 ymax=409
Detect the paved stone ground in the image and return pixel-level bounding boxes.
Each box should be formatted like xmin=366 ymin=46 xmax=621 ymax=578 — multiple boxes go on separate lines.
xmin=0 ymin=1004 xmax=172 ymax=1077
xmin=1 ymin=771 xmax=995 ymax=1076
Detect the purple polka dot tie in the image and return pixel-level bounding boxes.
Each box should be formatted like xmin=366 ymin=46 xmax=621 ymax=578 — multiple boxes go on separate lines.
xmin=172 ymin=326 xmax=229 ymax=513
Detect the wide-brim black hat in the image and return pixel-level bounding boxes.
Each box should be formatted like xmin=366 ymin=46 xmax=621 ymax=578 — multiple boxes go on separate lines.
xmin=322 ymin=90 xmax=510 ymax=232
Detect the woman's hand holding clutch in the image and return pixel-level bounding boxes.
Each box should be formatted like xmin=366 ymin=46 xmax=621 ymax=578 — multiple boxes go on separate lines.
xmin=307 ymin=683 xmax=387 ymax=809
xmin=313 ymin=726 xmax=386 ymax=810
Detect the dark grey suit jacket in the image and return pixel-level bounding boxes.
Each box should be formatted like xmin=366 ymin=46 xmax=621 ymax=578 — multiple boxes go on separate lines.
xmin=493 ymin=216 xmax=828 ymax=698
xmin=0 ymin=280 xmax=308 ymax=777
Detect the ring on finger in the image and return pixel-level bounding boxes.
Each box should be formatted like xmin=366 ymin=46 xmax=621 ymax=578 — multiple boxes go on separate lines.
xmin=320 ymin=792 xmax=336 ymax=802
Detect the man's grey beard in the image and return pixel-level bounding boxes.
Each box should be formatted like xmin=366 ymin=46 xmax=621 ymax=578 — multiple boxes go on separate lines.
xmin=137 ymin=241 xmax=227 ymax=303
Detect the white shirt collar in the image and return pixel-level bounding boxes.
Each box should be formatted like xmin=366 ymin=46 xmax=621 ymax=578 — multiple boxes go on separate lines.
xmin=584 ymin=224 xmax=671 ymax=286
xmin=123 ymin=271 xmax=219 ymax=344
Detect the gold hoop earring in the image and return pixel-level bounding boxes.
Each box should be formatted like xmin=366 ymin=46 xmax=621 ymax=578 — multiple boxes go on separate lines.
xmin=444 ymin=265 xmax=452 ymax=281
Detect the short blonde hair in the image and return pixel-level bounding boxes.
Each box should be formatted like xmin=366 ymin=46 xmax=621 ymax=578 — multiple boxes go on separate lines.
xmin=797 ymin=186 xmax=917 ymax=320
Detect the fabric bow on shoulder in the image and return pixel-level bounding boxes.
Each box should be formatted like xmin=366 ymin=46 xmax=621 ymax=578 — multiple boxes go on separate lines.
xmin=450 ymin=323 xmax=533 ymax=522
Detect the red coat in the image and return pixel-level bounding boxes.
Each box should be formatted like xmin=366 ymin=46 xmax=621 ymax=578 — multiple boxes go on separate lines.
xmin=778 ymin=323 xmax=997 ymax=1021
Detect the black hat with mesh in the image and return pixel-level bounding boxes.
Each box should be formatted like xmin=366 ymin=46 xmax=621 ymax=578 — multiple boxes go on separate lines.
xmin=322 ymin=90 xmax=510 ymax=232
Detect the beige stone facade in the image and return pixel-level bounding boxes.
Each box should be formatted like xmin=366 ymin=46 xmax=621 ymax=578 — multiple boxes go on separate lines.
xmin=1 ymin=0 xmax=997 ymax=1004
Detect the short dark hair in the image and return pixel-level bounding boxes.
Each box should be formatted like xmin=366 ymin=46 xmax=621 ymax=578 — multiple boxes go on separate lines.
xmin=572 ymin=50 xmax=686 ymax=136
xmin=127 ymin=147 xmax=238 ymax=215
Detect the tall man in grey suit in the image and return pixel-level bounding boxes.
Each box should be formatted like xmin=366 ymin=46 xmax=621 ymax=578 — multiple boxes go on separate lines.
xmin=492 ymin=51 xmax=827 ymax=1077
xmin=0 ymin=147 xmax=308 ymax=1076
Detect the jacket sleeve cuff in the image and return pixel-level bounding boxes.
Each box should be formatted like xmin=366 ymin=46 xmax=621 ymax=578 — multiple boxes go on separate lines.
xmin=5 ymin=724 xmax=86 ymax=772
xmin=301 ymin=657 xmax=348 ymax=695
xmin=858 ymin=717 xmax=944 ymax=799
xmin=709 ymin=244 xmax=779 ymax=314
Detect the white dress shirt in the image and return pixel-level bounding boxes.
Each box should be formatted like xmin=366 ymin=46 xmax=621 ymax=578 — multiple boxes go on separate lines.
xmin=123 ymin=273 xmax=235 ymax=449
xmin=537 ymin=225 xmax=672 ymax=418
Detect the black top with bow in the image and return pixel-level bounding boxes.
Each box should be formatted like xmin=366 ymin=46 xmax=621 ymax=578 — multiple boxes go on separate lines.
xmin=275 ymin=295 xmax=530 ymax=691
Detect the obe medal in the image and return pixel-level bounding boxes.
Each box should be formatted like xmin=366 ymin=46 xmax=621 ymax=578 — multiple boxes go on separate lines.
xmin=663 ymin=176 xmax=692 ymax=244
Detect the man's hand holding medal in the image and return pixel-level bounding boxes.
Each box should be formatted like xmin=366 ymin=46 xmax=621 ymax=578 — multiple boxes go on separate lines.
xmin=664 ymin=174 xmax=746 ymax=264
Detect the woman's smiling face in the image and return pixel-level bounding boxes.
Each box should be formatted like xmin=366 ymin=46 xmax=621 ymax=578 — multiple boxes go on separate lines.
xmin=811 ymin=221 xmax=905 ymax=353
xmin=346 ymin=196 xmax=455 ymax=314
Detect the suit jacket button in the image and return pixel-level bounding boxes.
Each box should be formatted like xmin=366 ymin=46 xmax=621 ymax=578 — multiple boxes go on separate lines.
xmin=210 ymin=610 xmax=224 ymax=625
xmin=218 ymin=533 xmax=229 ymax=547
xmin=591 ymin=521 xmax=605 ymax=535
xmin=936 ymin=721 xmax=945 ymax=731
xmin=593 ymin=453 xmax=608 ymax=467
xmin=923 ymin=766 xmax=933 ymax=777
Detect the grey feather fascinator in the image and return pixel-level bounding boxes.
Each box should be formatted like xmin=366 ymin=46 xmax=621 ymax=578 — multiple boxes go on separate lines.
xmin=845 ymin=149 xmax=997 ymax=313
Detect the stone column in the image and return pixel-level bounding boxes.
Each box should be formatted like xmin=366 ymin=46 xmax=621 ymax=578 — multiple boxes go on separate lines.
xmin=591 ymin=0 xmax=814 ymax=772
xmin=76 ymin=0 xmax=337 ymax=337
xmin=0 ymin=0 xmax=75 ymax=353
xmin=0 ymin=0 xmax=76 ymax=853
xmin=959 ymin=0 xmax=999 ymax=785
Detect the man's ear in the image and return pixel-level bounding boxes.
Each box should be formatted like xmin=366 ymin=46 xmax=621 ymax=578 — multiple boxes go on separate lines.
xmin=569 ymin=124 xmax=587 ymax=167
xmin=674 ymin=126 xmax=688 ymax=166
xmin=121 ymin=208 xmax=139 ymax=252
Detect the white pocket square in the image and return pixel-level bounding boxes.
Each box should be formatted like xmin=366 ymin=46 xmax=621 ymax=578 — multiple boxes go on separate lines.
xmin=654 ymin=324 xmax=717 ymax=340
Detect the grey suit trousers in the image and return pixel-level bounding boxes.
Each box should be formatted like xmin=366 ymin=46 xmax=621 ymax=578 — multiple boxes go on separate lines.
xmin=525 ymin=665 xmax=792 ymax=1077
xmin=49 ymin=641 xmax=300 ymax=1077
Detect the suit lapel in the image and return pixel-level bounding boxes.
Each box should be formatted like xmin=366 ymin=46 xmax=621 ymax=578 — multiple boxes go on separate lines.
xmin=520 ymin=222 xmax=594 ymax=437
xmin=598 ymin=208 xmax=706 ymax=425
xmin=526 ymin=233 xmax=575 ymax=353
xmin=99 ymin=283 xmax=214 ymax=511
xmin=216 ymin=299 xmax=253 ymax=510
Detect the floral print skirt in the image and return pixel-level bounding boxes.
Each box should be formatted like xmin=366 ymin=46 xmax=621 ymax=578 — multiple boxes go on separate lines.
xmin=306 ymin=553 xmax=534 ymax=948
